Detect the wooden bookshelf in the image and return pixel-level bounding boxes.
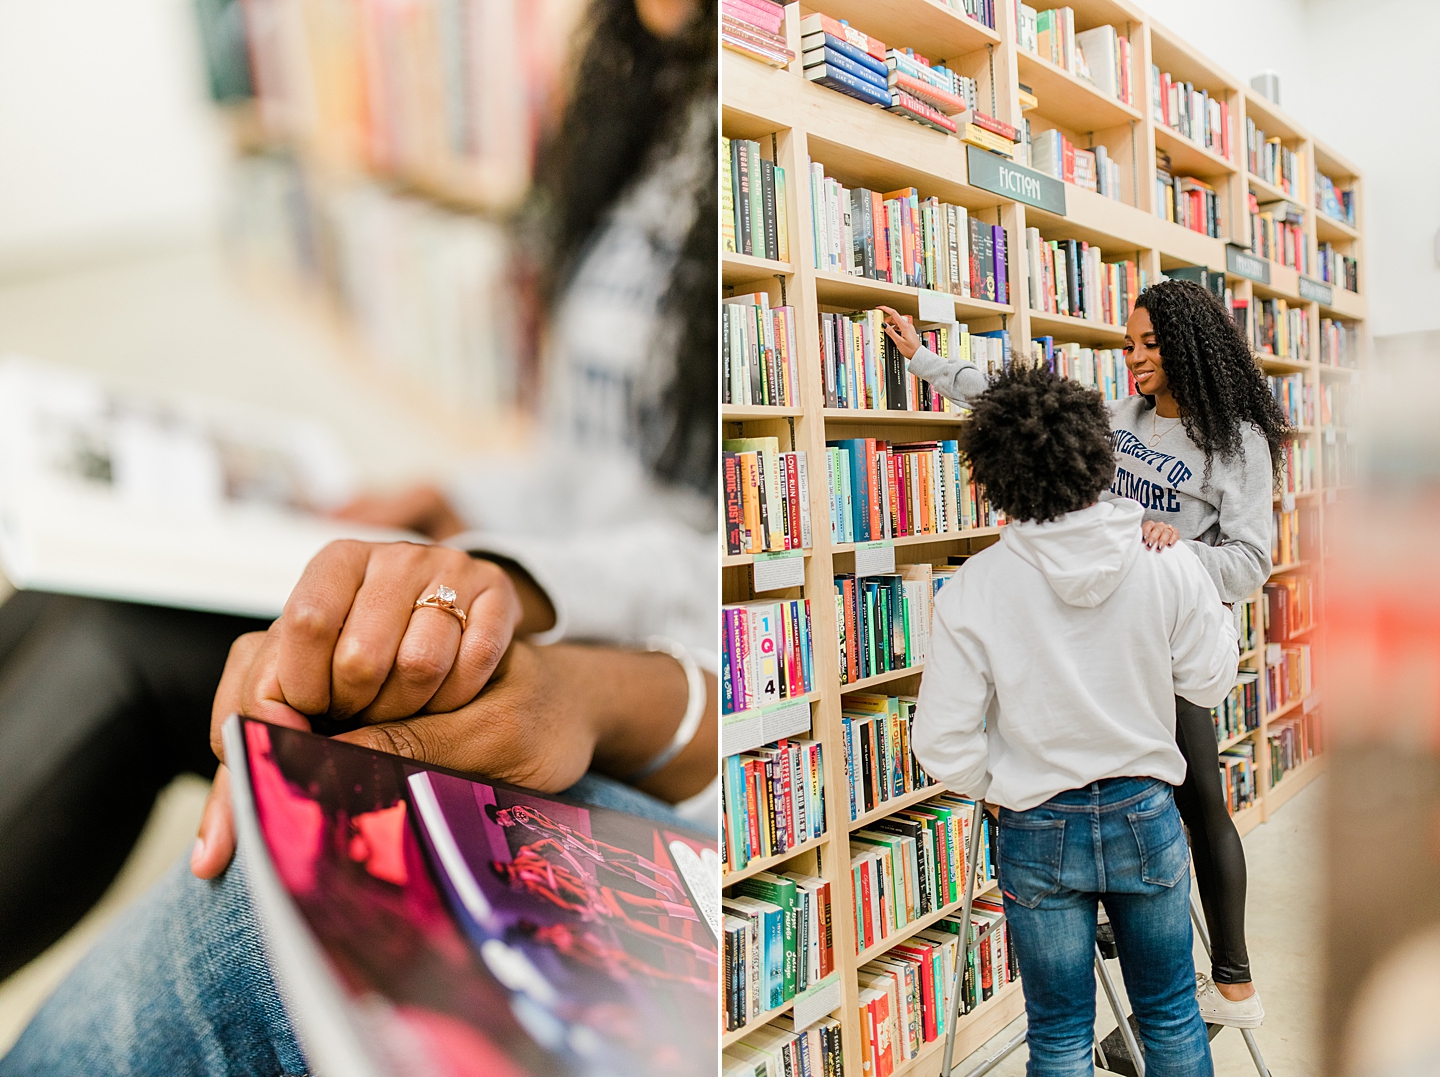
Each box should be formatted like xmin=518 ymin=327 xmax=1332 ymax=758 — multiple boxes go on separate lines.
xmin=722 ymin=2 xmax=1359 ymax=1070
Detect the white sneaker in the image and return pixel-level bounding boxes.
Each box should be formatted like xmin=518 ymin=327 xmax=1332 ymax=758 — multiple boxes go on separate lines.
xmin=1195 ymin=973 xmax=1264 ymax=1028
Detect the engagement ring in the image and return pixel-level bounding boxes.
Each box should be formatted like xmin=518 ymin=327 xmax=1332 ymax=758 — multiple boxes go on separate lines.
xmin=413 ymin=584 xmax=466 ymax=628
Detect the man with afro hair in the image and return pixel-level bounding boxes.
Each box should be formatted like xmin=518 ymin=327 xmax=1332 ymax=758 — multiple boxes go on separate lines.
xmin=910 ymin=363 xmax=1237 ymax=1076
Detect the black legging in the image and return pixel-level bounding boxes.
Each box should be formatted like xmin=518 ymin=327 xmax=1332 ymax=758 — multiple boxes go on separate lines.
xmin=1172 ymin=693 xmax=1251 ymax=984
xmin=0 ymin=591 xmax=268 ymax=980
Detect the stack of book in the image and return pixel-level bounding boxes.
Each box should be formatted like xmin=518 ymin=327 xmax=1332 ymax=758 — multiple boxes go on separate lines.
xmin=1246 ymin=121 xmax=1304 ymax=197
xmin=799 ymin=14 xmax=893 ymax=108
xmin=1317 ymin=243 xmax=1359 ymax=293
xmin=824 ymin=440 xmax=1000 ymax=547
xmin=1253 ymin=297 xmax=1308 ymax=360
xmin=885 ymin=48 xmax=980 ymax=137
xmin=1265 ymin=642 xmax=1312 ymax=713
xmin=722 ymin=439 xmax=812 ymax=555
xmin=1271 ymin=508 xmax=1300 ymax=566
xmin=807 ymin=163 xmax=1010 ymax=303
xmin=1265 ymin=576 xmax=1314 ymax=641
xmin=840 ymin=694 xmax=937 ymax=820
xmin=722 ymin=293 xmax=801 ymax=407
xmin=1268 ymin=710 xmax=1319 ymax=786
xmin=1212 ymin=671 xmax=1261 ymax=743
xmin=1024 ymin=231 xmax=1144 ymax=327
xmin=721 ymin=0 xmax=795 ymax=68
xmin=818 ymin=309 xmax=968 ymax=413
xmin=723 ymin=137 xmax=791 ymax=261
xmin=1268 ymin=373 xmax=1313 ymax=427
xmin=1320 ymin=318 xmax=1359 ymax=368
xmin=723 ymin=1017 xmax=842 ymax=1077
xmin=1219 ymin=742 xmax=1258 ymax=814
xmin=1032 ymin=339 xmax=1134 ymax=402
xmin=721 ymin=599 xmax=816 ymax=714
xmin=1152 ymin=66 xmax=1233 ymax=160
xmin=1155 ymin=153 xmax=1221 ymax=237
xmin=1315 ymin=172 xmax=1355 ymax=225
xmin=1031 ymin=129 xmax=1123 ymax=200
xmin=721 ymin=736 xmax=827 ymax=871
xmin=723 ymin=867 xmax=834 ymax=1025
xmin=1249 ymin=195 xmax=1309 ymax=273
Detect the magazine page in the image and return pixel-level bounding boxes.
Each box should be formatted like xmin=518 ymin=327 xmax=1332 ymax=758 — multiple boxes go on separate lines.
xmin=233 ymin=715 xmax=718 ymax=1077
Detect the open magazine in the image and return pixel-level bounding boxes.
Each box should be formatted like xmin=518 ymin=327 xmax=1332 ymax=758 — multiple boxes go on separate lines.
xmin=0 ymin=356 xmax=412 ymax=617
xmin=224 ymin=715 xmax=720 ymax=1077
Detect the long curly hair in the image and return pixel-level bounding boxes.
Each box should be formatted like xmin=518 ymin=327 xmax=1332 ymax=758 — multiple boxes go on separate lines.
xmin=533 ymin=0 xmax=716 ymax=493
xmin=1134 ymin=279 xmax=1290 ymax=480
xmin=958 ymin=363 xmax=1116 ymax=523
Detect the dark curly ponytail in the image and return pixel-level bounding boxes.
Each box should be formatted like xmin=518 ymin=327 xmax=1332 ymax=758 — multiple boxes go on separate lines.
xmin=1134 ymin=279 xmax=1291 ymax=480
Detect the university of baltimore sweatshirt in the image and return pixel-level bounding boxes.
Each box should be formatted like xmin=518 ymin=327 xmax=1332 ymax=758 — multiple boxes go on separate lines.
xmin=910 ymin=499 xmax=1238 ymax=811
xmin=907 ymin=346 xmax=1274 ymax=603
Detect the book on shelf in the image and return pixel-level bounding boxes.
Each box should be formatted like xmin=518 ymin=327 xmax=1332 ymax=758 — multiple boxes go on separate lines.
xmin=1268 ymin=372 xmax=1313 ymax=429
xmin=1317 ymin=242 xmax=1359 ymax=293
xmin=835 ymin=572 xmax=927 ymax=686
xmin=722 ymin=0 xmax=795 ymax=68
xmin=723 ymin=1015 xmax=844 ymax=1076
xmin=1277 ymin=436 xmax=1315 ymax=496
xmin=1249 ymin=195 xmax=1309 ymax=273
xmin=1024 ymin=230 xmax=1143 ymax=327
xmin=1212 ymin=670 xmax=1260 ymax=744
xmin=1320 ymin=318 xmax=1360 ymax=368
xmin=886 ymin=50 xmax=979 ymax=118
xmin=223 ymin=716 xmax=718 ymax=1077
xmin=721 ymin=736 xmax=827 ymax=873
xmin=1154 ymin=154 xmax=1222 ymax=237
xmin=723 ymin=438 xmax=812 ymax=555
xmin=725 ymin=137 xmax=790 ymax=262
xmin=1264 ymin=641 xmax=1312 ymax=713
xmin=819 ymin=309 xmax=967 ymax=413
xmin=1315 ymin=172 xmax=1355 ymax=226
xmin=1151 ymin=66 xmax=1232 ymax=160
xmin=723 ymin=868 xmax=835 ymax=1026
xmin=1220 ymin=740 xmax=1259 ymax=814
xmin=809 ymin=163 xmax=1009 ymax=304
xmin=1271 ymin=507 xmax=1300 ymax=565
xmin=1031 ymin=338 xmax=1135 ymax=402
xmin=1252 ymin=297 xmax=1308 ymax=361
xmin=841 ymin=690 xmax=955 ymax=821
xmin=1163 ymin=264 xmax=1226 ymax=302
xmin=1246 ymin=120 xmax=1304 ymax=199
xmin=1265 ymin=576 xmax=1314 ymax=642
xmin=825 ymin=440 xmax=1001 ymax=547
xmin=1072 ymin=24 xmax=1134 ymax=105
xmin=1018 ymin=8 xmax=1134 ymax=108
xmin=1030 ymin=130 xmax=1121 ymax=200
xmin=800 ymin=14 xmax=893 ymax=108
xmin=722 ymin=599 xmax=817 ymax=715
xmin=1320 ymin=380 xmax=1356 ymax=428
xmin=1268 ymin=709 xmax=1320 ymax=785
xmin=723 ymin=292 xmax=801 ymax=407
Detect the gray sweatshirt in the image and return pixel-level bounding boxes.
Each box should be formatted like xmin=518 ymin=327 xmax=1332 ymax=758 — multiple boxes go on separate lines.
xmin=908 ymin=346 xmax=1274 ymax=603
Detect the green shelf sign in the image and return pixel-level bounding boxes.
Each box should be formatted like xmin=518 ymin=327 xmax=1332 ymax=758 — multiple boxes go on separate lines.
xmin=965 ymin=145 xmax=1066 ymax=216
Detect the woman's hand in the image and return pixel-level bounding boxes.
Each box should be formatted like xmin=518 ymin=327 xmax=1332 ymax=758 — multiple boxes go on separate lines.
xmin=878 ymin=305 xmax=922 ymax=361
xmin=1142 ymin=520 xmax=1181 ymax=550
xmin=192 ymin=639 xmax=718 ymax=878
xmin=332 ymin=483 xmax=467 ymax=541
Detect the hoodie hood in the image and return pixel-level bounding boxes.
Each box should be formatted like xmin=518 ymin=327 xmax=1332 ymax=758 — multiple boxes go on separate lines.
xmin=1001 ymin=500 xmax=1145 ymax=607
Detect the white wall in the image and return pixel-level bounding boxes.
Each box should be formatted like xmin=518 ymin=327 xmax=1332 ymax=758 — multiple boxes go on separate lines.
xmin=0 ymin=0 xmax=227 ymax=276
xmin=1135 ymin=0 xmax=1440 ymax=336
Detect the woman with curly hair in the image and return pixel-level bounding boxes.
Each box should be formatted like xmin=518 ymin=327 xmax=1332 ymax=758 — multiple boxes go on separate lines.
xmin=883 ymin=278 xmax=1289 ymax=1029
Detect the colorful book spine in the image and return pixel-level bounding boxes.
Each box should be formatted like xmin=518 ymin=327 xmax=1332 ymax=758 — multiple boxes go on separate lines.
xmin=721 ymin=737 xmax=827 ymax=871
xmin=722 ymin=599 xmax=816 ymax=714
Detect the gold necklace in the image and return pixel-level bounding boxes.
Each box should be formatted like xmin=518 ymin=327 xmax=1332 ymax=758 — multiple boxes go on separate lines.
xmin=1150 ymin=408 xmax=1181 ymax=446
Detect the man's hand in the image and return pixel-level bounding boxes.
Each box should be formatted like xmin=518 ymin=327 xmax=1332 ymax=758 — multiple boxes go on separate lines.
xmin=332 ymin=483 xmax=467 ymax=541
xmin=878 ymin=305 xmax=922 ymax=361
xmin=1142 ymin=520 xmax=1180 ymax=550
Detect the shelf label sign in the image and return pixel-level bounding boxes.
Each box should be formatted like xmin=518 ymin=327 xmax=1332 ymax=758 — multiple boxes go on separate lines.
xmin=917 ymin=288 xmax=955 ymax=324
xmin=1225 ymin=245 xmax=1271 ymax=285
xmin=855 ymin=539 xmax=896 ymax=577
xmin=793 ymin=973 xmax=843 ymax=1031
xmin=965 ymin=146 xmax=1066 ymax=216
xmin=1298 ymin=276 xmax=1333 ymax=305
xmin=753 ymin=549 xmax=805 ymax=592
xmin=721 ymin=697 xmax=813 ymax=758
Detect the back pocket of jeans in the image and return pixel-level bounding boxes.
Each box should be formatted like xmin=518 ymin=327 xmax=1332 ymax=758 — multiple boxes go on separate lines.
xmin=1127 ymin=796 xmax=1189 ymax=888
xmin=998 ymin=817 xmax=1065 ymax=909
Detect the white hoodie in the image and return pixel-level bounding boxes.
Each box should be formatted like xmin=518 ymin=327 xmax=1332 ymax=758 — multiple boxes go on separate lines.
xmin=910 ymin=499 xmax=1238 ymax=812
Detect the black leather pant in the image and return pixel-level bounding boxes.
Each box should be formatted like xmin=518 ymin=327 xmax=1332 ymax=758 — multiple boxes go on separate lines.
xmin=0 ymin=591 xmax=268 ymax=980
xmin=1172 ymin=693 xmax=1252 ymax=984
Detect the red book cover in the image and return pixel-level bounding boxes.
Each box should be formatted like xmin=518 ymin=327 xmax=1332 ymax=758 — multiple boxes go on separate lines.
xmin=1220 ymin=99 xmax=1232 ymax=161
xmin=866 ymin=438 xmax=883 ymax=540
xmin=816 ymin=877 xmax=834 ymax=976
xmin=722 ymin=0 xmax=785 ymax=34
xmin=874 ymin=988 xmax=895 ymax=1077
xmin=745 ymin=759 xmax=763 ymax=854
xmin=890 ymin=71 xmax=968 ymax=115
xmin=785 ymin=451 xmax=802 ymax=550
xmin=778 ymin=739 xmax=795 ymax=843
xmin=1062 ymin=138 xmax=1076 ymax=184
xmin=858 ymin=858 xmax=875 ymax=949
xmin=1161 ymin=72 xmax=1171 ymax=125
xmin=871 ymin=190 xmax=889 ymax=282
xmin=723 ymin=452 xmax=744 ymax=555
xmin=801 ymin=11 xmax=887 ymax=60
xmin=889 ymin=90 xmax=959 ymax=134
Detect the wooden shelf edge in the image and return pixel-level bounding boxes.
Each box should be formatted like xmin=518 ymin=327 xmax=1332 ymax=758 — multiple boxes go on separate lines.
xmin=722 ymin=548 xmax=812 ymax=568
xmin=722 ymin=404 xmax=805 ymax=420
xmin=839 ymin=663 xmax=926 ymax=694
xmin=723 ymin=831 xmax=830 ymax=886
xmin=1265 ymin=752 xmax=1326 ymax=813
xmin=854 ymin=877 xmax=1003 ymax=967
xmin=832 ymin=526 xmax=1002 ymax=555
xmin=722 ymin=998 xmax=797 ymax=1047
xmin=846 ymin=782 xmax=947 ymax=833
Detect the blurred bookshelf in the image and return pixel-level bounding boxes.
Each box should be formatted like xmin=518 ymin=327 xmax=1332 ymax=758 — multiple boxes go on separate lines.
xmin=720 ymin=0 xmax=1362 ymax=1072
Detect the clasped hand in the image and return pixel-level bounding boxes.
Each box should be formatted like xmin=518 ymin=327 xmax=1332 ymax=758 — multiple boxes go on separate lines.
xmin=191 ymin=540 xmax=591 ymax=878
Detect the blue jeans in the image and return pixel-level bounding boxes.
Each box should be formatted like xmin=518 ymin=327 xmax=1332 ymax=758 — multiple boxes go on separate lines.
xmin=0 ymin=772 xmax=704 ymax=1077
xmin=998 ymin=777 xmax=1212 ymax=1077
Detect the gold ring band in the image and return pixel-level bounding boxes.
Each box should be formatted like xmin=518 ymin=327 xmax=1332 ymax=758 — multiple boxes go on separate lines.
xmin=413 ymin=584 xmax=467 ymax=628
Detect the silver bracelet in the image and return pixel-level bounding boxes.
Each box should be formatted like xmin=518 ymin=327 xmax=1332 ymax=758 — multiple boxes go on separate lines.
xmin=625 ymin=637 xmax=707 ymax=782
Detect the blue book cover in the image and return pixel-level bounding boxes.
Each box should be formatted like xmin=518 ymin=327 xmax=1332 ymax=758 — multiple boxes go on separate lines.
xmin=804 ymin=44 xmax=890 ymax=92
xmin=802 ymin=30 xmax=888 ymax=78
xmin=805 ymin=63 xmax=893 ymax=109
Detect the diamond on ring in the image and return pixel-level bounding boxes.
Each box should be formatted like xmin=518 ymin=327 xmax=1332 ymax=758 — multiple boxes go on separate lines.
xmin=436 ymin=584 xmax=457 ymax=604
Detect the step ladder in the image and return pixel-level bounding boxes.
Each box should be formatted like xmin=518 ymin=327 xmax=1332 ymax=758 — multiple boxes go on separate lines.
xmin=938 ymin=800 xmax=1272 ymax=1077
